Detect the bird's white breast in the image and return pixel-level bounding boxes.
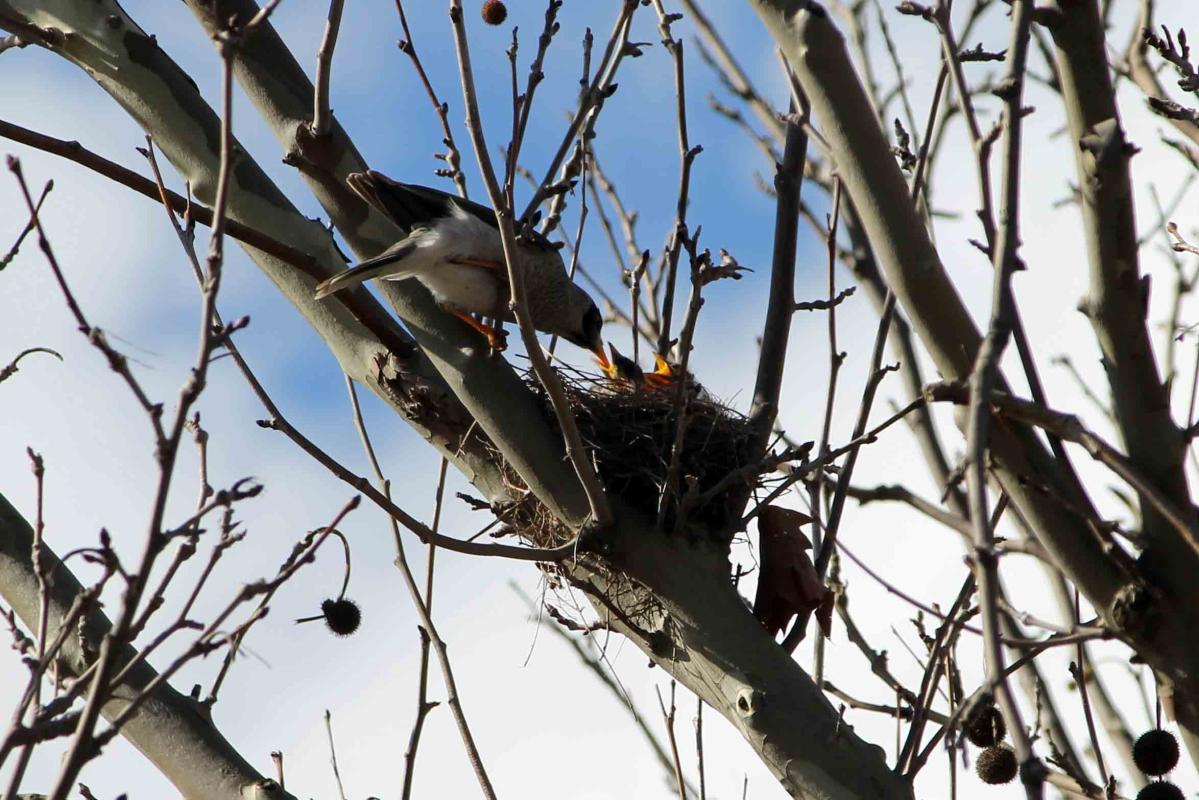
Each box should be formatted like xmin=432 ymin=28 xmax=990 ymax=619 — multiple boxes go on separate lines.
xmin=424 ymin=262 xmax=503 ymax=315
xmin=382 ymin=203 xmax=507 ymax=316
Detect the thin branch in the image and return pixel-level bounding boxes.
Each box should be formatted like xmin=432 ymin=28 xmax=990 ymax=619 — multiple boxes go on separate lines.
xmin=310 ymin=0 xmax=345 ymax=138
xmin=927 ymin=381 xmax=1199 ymax=561
xmin=653 ymin=5 xmax=703 ymax=357
xmin=961 ymin=2 xmax=1042 ymax=791
xmin=346 ymin=379 xmax=497 ymax=800
xmin=447 ymin=0 xmax=613 ymax=529
xmin=0 ymin=118 xmax=418 ymax=360
xmin=748 ymin=107 xmax=809 ymax=456
xmin=393 ymin=1 xmax=468 ymax=196
xmin=656 ymin=682 xmax=688 ymax=800
xmin=324 ymin=710 xmax=348 ymax=800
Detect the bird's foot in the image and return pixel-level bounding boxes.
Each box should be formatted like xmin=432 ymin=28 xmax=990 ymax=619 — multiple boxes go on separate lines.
xmin=486 ymin=328 xmax=508 ymax=353
xmin=444 ymin=305 xmax=508 ymax=354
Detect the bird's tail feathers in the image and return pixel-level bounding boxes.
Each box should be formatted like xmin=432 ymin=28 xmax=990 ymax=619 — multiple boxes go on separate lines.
xmin=313 ymin=244 xmax=415 ymax=299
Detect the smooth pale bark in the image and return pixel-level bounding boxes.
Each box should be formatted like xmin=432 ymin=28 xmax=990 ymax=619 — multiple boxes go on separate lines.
xmin=1042 ymin=0 xmax=1199 ymax=762
xmin=580 ymin=518 xmax=913 ymax=799
xmin=182 ymin=0 xmax=592 ymax=528
xmin=0 ymin=493 xmax=292 ymax=800
xmin=745 ymin=0 xmax=1199 ymax=744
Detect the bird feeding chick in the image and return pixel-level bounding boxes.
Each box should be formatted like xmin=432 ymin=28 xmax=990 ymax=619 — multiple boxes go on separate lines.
xmin=315 ymin=170 xmax=609 ymax=369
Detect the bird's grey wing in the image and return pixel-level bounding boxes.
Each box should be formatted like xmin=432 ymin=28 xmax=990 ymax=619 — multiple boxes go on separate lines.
xmin=346 ymin=171 xmax=562 ymax=251
xmin=313 ymin=241 xmax=417 ymax=299
xmin=347 ymin=170 xmax=498 ymax=234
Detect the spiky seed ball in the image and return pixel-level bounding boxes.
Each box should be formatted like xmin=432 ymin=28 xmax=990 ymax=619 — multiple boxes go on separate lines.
xmin=321 ymin=598 xmax=361 ymax=637
xmin=1136 ymin=781 xmax=1185 ymax=800
xmin=1133 ymin=729 xmax=1180 ymax=776
xmin=976 ymin=745 xmax=1017 ymax=785
xmin=964 ymin=705 xmax=1007 ymax=747
xmin=481 ymin=0 xmax=507 ymax=25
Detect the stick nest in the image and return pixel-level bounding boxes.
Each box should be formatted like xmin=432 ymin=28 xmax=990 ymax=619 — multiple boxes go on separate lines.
xmin=490 ymin=368 xmax=758 ymax=547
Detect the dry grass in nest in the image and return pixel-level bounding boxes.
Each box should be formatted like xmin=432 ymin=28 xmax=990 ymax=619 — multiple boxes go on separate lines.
xmin=489 ymin=366 xmax=757 ymax=546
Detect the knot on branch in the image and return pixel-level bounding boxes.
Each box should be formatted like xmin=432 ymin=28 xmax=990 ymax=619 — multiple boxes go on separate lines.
xmin=1078 ymin=119 xmax=1140 ymax=176
xmin=1109 ymin=581 xmax=1159 ymax=636
xmin=735 ymin=687 xmax=764 ymax=718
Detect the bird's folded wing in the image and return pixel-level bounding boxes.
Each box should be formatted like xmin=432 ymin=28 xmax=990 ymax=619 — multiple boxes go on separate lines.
xmin=313 ymin=241 xmax=416 ymax=299
xmin=347 ymin=170 xmax=498 ymax=233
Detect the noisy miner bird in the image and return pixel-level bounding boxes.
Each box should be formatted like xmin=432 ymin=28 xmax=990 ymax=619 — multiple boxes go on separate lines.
xmin=314 ymin=170 xmax=608 ymax=367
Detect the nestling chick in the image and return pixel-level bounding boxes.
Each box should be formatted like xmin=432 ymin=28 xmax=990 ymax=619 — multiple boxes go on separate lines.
xmin=315 ymin=170 xmax=608 ymax=366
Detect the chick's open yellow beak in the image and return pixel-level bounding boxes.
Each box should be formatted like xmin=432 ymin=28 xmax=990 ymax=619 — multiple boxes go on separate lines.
xmin=645 ymin=353 xmax=675 ymax=387
xmin=593 ymin=344 xmax=613 ymax=374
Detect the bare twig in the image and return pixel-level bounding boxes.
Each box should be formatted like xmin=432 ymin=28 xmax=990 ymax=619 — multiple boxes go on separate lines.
xmin=748 ymin=107 xmax=809 ymax=457
xmin=0 ymin=347 xmax=61 ymax=386
xmin=447 ymin=0 xmax=613 ymax=530
xmin=393 ymin=1 xmax=468 ymax=196
xmin=0 ymin=175 xmax=50 ymax=268
xmin=346 ymin=376 xmax=497 ymax=800
xmin=0 ymin=119 xmax=417 ymax=360
xmin=310 ymin=0 xmax=345 ymax=138
xmin=653 ymin=4 xmax=703 ymax=357
xmin=324 ymin=709 xmax=348 ymax=800
xmin=656 ymin=682 xmax=688 ymax=800
xmin=960 ymin=3 xmax=1042 ymax=791
xmin=521 ymin=0 xmax=641 ymax=224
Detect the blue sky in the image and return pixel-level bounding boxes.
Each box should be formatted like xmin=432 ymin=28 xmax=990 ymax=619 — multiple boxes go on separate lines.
xmin=3 ymin=1 xmax=1199 ymax=798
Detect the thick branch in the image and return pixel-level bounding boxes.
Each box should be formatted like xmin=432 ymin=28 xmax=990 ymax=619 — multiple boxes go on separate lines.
xmin=744 ymin=0 xmax=1199 ymax=748
xmin=1043 ymin=7 xmax=1199 ymax=714
xmin=0 ymin=493 xmax=291 ymax=800
xmin=567 ymin=518 xmax=915 ymax=800
xmin=749 ymin=113 xmax=808 ymax=454
xmin=179 ymin=0 xmax=594 ymax=527
xmin=744 ymin=0 xmax=1126 ymax=608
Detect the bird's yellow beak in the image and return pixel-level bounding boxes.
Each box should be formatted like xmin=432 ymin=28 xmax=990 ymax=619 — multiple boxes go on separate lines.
xmin=645 ymin=353 xmax=675 ymax=388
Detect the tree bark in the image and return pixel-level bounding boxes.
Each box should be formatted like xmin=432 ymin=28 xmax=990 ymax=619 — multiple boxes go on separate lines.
xmin=745 ymin=0 xmax=1199 ymax=745
xmin=0 ymin=493 xmax=292 ymax=800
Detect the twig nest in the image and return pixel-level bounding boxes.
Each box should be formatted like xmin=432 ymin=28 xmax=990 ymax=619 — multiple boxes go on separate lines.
xmin=1133 ymin=729 xmax=1180 ymax=776
xmin=481 ymin=0 xmax=508 ymax=25
xmin=522 ymin=371 xmax=754 ymax=539
xmin=321 ymin=597 xmax=362 ymax=637
xmin=964 ymin=704 xmax=1007 ymax=747
xmin=975 ymin=745 xmax=1017 ymax=785
xmin=1136 ymin=781 xmax=1184 ymax=800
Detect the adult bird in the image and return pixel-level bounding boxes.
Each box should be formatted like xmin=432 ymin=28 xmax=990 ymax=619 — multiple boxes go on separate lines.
xmin=315 ymin=170 xmax=608 ymax=366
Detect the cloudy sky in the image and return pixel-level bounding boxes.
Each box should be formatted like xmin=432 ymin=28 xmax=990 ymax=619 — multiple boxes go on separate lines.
xmin=2 ymin=0 xmax=1198 ymax=798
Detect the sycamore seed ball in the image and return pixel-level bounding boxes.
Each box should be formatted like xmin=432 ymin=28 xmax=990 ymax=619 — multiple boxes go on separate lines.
xmin=1136 ymin=781 xmax=1184 ymax=800
xmin=321 ymin=597 xmax=362 ymax=637
xmin=1133 ymin=729 xmax=1180 ymax=776
xmin=976 ymin=745 xmax=1017 ymax=785
xmin=482 ymin=0 xmax=507 ymax=25
xmin=964 ymin=704 xmax=1007 ymax=748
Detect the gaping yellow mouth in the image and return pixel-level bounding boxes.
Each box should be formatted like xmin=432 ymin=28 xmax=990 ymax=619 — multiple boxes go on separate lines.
xmin=596 ymin=346 xmax=678 ymax=390
xmin=645 ymin=353 xmax=675 ymax=388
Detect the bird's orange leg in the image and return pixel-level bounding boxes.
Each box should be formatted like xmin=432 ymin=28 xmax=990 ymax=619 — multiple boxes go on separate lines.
xmin=445 ymin=306 xmax=507 ymax=352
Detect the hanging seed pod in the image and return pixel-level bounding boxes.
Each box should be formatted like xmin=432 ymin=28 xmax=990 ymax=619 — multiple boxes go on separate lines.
xmin=481 ymin=0 xmax=508 ymax=25
xmin=964 ymin=704 xmax=1007 ymax=748
xmin=1136 ymin=781 xmax=1184 ymax=800
xmin=976 ymin=745 xmax=1017 ymax=785
xmin=1133 ymin=729 xmax=1180 ymax=776
xmin=319 ymin=597 xmax=362 ymax=637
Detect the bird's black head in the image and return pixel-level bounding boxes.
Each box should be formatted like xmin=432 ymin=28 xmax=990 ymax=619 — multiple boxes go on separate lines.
xmin=565 ymin=302 xmax=606 ymax=364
